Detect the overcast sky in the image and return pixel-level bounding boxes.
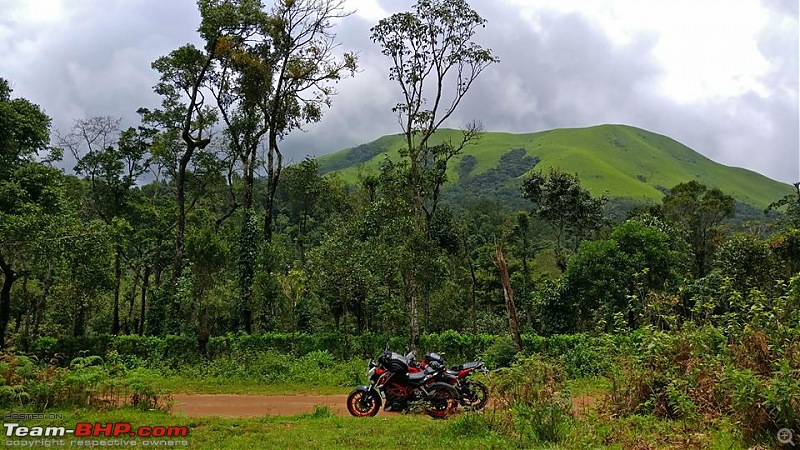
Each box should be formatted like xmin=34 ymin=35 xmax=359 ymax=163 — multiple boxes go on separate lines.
xmin=2 ymin=0 xmax=798 ymax=183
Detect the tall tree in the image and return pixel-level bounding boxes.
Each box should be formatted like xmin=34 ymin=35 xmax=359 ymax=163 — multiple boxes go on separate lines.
xmin=521 ymin=168 xmax=607 ymax=272
xmin=201 ymin=0 xmax=356 ymax=332
xmin=495 ymin=245 xmax=523 ymax=351
xmin=57 ymin=117 xmax=153 ymax=334
xmin=371 ymin=0 xmax=497 ymax=348
xmin=149 ymin=39 xmax=219 ymax=293
xmin=0 ymin=78 xmax=56 ymax=348
xmin=661 ymin=181 xmax=734 ymax=278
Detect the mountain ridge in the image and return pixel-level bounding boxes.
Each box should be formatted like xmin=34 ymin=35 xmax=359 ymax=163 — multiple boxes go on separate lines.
xmin=318 ymin=124 xmax=792 ymax=211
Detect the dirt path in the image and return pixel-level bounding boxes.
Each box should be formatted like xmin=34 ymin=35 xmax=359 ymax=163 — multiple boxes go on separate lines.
xmin=171 ymin=394 xmax=351 ymax=418
xmin=171 ymin=393 xmax=599 ymax=418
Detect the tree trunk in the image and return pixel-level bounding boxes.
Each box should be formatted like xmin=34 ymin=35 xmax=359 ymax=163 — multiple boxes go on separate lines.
xmin=154 ymin=236 xmax=164 ymax=287
xmin=20 ymin=276 xmax=30 ymax=340
xmin=461 ymin=233 xmax=478 ymax=336
xmin=171 ymin=143 xmax=194 ymax=290
xmin=112 ymin=244 xmax=122 ymax=334
xmin=239 ymin=210 xmax=255 ymax=334
xmin=239 ymin=155 xmax=256 ymax=334
xmin=73 ymin=296 xmax=87 ymax=338
xmin=407 ymin=274 xmax=420 ymax=351
xmin=0 ymin=254 xmax=16 ymax=350
xmin=138 ymin=265 xmax=150 ymax=335
xmin=126 ymin=266 xmax=140 ymax=334
xmin=32 ymin=261 xmax=53 ymax=338
xmin=297 ymin=213 xmax=307 ymax=266
xmin=496 ymin=245 xmax=523 ymax=351
xmin=263 ymin=132 xmax=283 ymax=243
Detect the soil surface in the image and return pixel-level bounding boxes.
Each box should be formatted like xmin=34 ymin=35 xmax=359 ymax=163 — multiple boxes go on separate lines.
xmin=170 ymin=393 xmax=599 ymax=418
xmin=171 ymin=394 xmax=351 ymax=418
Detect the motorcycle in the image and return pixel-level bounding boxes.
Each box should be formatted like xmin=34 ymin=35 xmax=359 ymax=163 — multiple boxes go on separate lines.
xmin=412 ymin=352 xmax=489 ymax=411
xmin=346 ymin=350 xmax=460 ymax=418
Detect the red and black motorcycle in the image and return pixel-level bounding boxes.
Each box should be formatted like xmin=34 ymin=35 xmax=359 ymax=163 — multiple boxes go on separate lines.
xmin=346 ymin=351 xmax=459 ymax=418
xmin=412 ymin=352 xmax=489 ymax=411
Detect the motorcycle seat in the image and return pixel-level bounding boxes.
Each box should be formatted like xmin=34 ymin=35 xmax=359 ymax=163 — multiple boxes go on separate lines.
xmin=407 ymin=371 xmax=427 ymax=381
xmin=406 ymin=371 xmax=428 ymax=385
xmin=450 ymin=361 xmax=484 ymax=371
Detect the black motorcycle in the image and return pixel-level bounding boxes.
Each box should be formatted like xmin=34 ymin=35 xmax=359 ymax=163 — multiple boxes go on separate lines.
xmin=404 ymin=351 xmax=488 ymax=411
xmin=346 ymin=350 xmax=460 ymax=418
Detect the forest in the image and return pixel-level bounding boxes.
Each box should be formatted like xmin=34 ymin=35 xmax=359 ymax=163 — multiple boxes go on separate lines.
xmin=2 ymin=0 xmax=800 ymax=447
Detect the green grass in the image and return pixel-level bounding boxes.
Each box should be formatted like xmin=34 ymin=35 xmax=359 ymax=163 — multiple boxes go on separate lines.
xmin=18 ymin=407 xmax=510 ymax=449
xmin=14 ymin=402 xmax=754 ymax=449
xmin=317 ymin=124 xmax=793 ymax=210
xmin=565 ymin=376 xmax=611 ymax=397
xmin=9 ymin=374 xmax=762 ymax=450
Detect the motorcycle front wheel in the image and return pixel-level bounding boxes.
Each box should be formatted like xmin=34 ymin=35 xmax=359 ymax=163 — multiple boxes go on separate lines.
xmin=346 ymin=389 xmax=381 ymax=417
xmin=425 ymin=382 xmax=459 ymax=419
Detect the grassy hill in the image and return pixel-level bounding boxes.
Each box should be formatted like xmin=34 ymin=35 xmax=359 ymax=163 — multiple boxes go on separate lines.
xmin=318 ymin=124 xmax=793 ymax=213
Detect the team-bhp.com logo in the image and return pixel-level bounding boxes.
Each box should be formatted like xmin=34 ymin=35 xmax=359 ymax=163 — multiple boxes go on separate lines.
xmin=4 ymin=422 xmax=189 ymax=438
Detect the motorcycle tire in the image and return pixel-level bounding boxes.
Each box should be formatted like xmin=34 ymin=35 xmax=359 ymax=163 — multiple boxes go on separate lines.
xmin=346 ymin=389 xmax=381 ymax=417
xmin=425 ymin=382 xmax=459 ymax=419
xmin=461 ymin=379 xmax=489 ymax=410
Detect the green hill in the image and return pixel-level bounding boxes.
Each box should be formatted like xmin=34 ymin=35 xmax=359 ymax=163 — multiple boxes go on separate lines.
xmin=318 ymin=124 xmax=793 ymax=213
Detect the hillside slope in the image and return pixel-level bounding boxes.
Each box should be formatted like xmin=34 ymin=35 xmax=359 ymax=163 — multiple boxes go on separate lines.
xmin=318 ymin=124 xmax=792 ymax=211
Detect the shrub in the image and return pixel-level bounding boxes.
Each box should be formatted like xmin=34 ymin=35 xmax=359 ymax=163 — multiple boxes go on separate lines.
xmin=0 ymin=351 xmax=170 ymax=411
xmin=490 ymin=355 xmax=574 ymax=444
xmin=481 ymin=336 xmax=519 ymax=369
xmin=606 ymin=323 xmax=800 ymax=443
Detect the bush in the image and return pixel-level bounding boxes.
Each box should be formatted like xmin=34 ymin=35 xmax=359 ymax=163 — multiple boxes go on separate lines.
xmin=490 ymin=355 xmax=574 ymax=444
xmin=0 ymin=351 xmax=170 ymax=411
xmin=25 ymin=331 xmax=618 ymax=376
xmin=606 ymin=324 xmax=800 ymax=443
xmin=481 ymin=336 xmax=519 ymax=369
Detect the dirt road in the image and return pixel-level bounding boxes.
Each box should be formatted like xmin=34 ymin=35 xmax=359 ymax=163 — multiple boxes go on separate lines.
xmin=171 ymin=394 xmax=351 ymax=418
xmin=170 ymin=394 xmax=598 ymax=418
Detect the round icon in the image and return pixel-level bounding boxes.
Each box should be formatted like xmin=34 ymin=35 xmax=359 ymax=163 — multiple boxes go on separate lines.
xmin=778 ymin=428 xmax=795 ymax=446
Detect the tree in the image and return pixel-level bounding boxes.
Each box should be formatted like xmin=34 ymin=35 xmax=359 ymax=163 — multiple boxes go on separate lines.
xmin=495 ymin=245 xmax=523 ymax=351
xmin=57 ymin=116 xmax=153 ymax=334
xmin=662 ymin=181 xmax=734 ymax=278
xmin=715 ymin=234 xmax=776 ymax=296
xmin=521 ymin=168 xmax=607 ymax=272
xmin=560 ymin=217 xmax=684 ymax=332
xmin=371 ymin=0 xmax=497 ymax=348
xmin=277 ymin=158 xmax=346 ymax=264
xmin=0 ymin=79 xmax=51 ymax=176
xmin=198 ymin=0 xmax=356 ymax=332
xmin=766 ymin=182 xmax=800 ymax=230
xmin=148 ymin=37 xmax=219 ymax=294
xmin=0 ymin=78 xmax=59 ymax=347
xmin=766 ymin=182 xmax=800 ymax=278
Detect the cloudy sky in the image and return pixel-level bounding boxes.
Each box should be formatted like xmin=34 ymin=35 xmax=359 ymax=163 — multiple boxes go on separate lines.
xmin=2 ymin=0 xmax=798 ymax=183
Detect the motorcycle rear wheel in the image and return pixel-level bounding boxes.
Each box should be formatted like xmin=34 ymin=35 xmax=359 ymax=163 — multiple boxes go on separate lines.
xmin=461 ymin=379 xmax=489 ymax=410
xmin=425 ymin=382 xmax=459 ymax=419
xmin=347 ymin=389 xmax=381 ymax=417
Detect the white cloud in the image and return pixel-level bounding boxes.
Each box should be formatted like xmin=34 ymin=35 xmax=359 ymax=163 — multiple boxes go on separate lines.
xmin=0 ymin=0 xmax=796 ymax=183
xmin=501 ymin=0 xmax=772 ymax=102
